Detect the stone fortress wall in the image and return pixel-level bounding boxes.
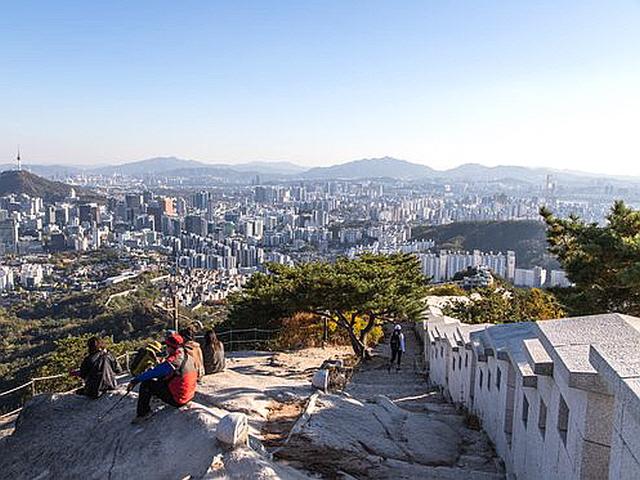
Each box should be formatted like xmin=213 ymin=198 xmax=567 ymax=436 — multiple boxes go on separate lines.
xmin=416 ymin=308 xmax=640 ymax=480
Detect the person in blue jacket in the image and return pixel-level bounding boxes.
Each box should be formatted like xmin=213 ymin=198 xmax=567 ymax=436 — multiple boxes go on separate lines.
xmin=127 ymin=333 xmax=197 ymax=424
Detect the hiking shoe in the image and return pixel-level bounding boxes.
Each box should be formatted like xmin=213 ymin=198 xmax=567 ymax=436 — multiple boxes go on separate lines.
xmin=131 ymin=413 xmax=151 ymax=425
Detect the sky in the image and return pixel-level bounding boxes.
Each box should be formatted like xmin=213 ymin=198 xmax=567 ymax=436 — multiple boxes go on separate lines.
xmin=1 ymin=1 xmax=639 ymax=174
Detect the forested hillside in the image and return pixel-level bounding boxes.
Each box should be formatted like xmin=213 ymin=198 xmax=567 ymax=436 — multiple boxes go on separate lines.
xmin=0 ymin=278 xmax=223 ymax=406
xmin=411 ymin=220 xmax=559 ymax=269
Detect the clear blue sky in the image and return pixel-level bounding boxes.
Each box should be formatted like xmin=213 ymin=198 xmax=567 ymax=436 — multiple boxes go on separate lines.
xmin=1 ymin=1 xmax=639 ymax=174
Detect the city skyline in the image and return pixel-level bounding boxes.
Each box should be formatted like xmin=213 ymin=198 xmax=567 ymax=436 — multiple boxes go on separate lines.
xmin=2 ymin=1 xmax=640 ymax=175
xmin=3 ymin=3 xmax=640 ymax=475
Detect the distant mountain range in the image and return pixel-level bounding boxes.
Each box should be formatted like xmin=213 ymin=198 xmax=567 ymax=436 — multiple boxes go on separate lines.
xmin=302 ymin=157 xmax=436 ymax=180
xmin=0 ymin=157 xmax=306 ymax=179
xmin=300 ymin=157 xmax=640 ymax=184
xmin=93 ymin=157 xmax=204 ymax=176
xmin=2 ymin=156 xmax=638 ymax=185
xmin=90 ymin=157 xmax=308 ymax=177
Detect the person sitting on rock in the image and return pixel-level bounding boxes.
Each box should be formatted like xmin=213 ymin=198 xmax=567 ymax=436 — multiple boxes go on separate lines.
xmin=202 ymin=329 xmax=226 ymax=375
xmin=388 ymin=324 xmax=406 ymax=373
xmin=179 ymin=325 xmax=205 ymax=379
xmin=75 ymin=337 xmax=121 ymax=399
xmin=127 ymin=332 xmax=197 ymax=424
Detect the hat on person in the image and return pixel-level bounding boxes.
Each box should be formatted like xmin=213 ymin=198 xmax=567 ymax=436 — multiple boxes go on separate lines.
xmin=165 ymin=332 xmax=184 ymax=349
xmin=394 ymin=324 xmax=402 ymax=331
xmin=147 ymin=341 xmax=163 ymax=353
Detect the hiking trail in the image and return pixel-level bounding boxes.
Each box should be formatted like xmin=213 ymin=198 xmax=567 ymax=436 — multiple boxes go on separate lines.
xmin=0 ymin=331 xmax=504 ymax=479
xmin=277 ymin=322 xmax=506 ymax=479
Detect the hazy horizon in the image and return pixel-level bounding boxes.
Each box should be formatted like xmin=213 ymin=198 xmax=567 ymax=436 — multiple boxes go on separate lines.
xmin=2 ymin=1 xmax=639 ymax=175
xmin=7 ymin=154 xmax=640 ymax=179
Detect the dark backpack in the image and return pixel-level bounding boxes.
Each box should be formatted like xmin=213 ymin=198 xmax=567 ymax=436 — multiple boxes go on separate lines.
xmin=81 ymin=351 xmax=119 ymax=398
xmin=390 ymin=332 xmax=401 ymax=350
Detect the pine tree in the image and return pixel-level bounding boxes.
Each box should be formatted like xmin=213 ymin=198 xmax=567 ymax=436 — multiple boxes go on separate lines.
xmin=540 ymin=200 xmax=640 ymax=316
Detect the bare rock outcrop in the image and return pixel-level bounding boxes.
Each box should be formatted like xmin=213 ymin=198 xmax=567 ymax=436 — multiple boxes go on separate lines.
xmin=0 ymin=392 xmax=312 ymax=480
xmin=276 ymin=323 xmax=504 ymax=479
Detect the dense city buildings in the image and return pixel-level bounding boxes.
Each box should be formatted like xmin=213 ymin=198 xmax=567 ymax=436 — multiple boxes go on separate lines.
xmin=1 ymin=160 xmax=633 ymax=305
xmin=420 ymin=249 xmax=516 ymax=283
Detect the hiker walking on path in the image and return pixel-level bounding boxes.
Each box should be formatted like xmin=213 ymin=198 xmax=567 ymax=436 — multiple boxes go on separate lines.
xmin=388 ymin=324 xmax=406 ymax=372
xmin=202 ymin=329 xmax=226 ymax=375
xmin=74 ymin=337 xmax=121 ymax=399
xmin=127 ymin=332 xmax=197 ymax=424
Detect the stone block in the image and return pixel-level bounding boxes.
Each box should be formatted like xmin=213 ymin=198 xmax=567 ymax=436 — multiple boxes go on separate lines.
xmin=583 ymin=391 xmax=614 ymax=445
xmin=312 ymin=369 xmax=329 ymax=392
xmin=613 ymin=395 xmax=625 ymax=433
xmin=620 ymin=377 xmax=640 ymax=426
xmin=556 ymin=436 xmax=575 ymax=480
xmin=216 ymin=412 xmax=249 ymax=448
xmin=619 ymin=442 xmax=640 ymax=480
xmin=554 ymin=345 xmax=610 ymax=395
xmin=589 ymin=344 xmax=622 ymax=394
xmin=620 ymin=393 xmax=640 ymax=460
xmin=555 ymin=345 xmax=597 ymax=375
xmin=590 ymin=340 xmax=640 ymax=383
xmin=579 ymin=440 xmax=611 ymax=480
xmin=523 ymin=338 xmax=553 ymax=376
xmin=536 ymin=314 xmax=631 ymax=348
xmin=608 ymin=428 xmax=624 ymax=479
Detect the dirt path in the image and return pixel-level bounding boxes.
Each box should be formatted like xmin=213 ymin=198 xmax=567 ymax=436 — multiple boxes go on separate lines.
xmin=278 ymin=323 xmax=505 ymax=479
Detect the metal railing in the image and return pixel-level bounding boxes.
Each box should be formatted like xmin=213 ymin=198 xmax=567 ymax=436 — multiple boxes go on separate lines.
xmin=0 ymin=328 xmax=280 ymax=420
xmin=0 ymin=352 xmax=135 ymax=420
xmin=214 ymin=328 xmax=280 ymax=351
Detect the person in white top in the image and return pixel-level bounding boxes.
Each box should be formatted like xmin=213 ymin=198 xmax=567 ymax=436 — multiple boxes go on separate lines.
xmin=388 ymin=324 xmax=406 ymax=372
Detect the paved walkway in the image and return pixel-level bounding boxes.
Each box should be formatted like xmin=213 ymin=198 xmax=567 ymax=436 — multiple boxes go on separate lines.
xmin=279 ymin=323 xmax=505 ymax=479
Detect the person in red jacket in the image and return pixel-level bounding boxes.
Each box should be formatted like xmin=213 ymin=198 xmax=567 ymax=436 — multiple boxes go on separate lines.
xmin=127 ymin=332 xmax=197 ymax=424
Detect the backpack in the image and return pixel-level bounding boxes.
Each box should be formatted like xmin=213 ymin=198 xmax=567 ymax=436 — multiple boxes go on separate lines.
xmin=129 ymin=342 xmax=162 ymax=376
xmin=390 ymin=332 xmax=401 ymax=350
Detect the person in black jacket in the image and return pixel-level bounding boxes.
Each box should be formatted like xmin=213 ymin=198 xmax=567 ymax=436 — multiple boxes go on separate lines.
xmin=76 ymin=337 xmax=121 ymax=399
xmin=388 ymin=324 xmax=406 ymax=373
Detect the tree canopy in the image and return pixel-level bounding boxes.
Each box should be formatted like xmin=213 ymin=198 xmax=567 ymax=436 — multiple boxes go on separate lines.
xmin=443 ymin=287 xmax=565 ymax=324
xmin=541 ymin=201 xmax=640 ymax=316
xmin=228 ymin=253 xmax=429 ymax=357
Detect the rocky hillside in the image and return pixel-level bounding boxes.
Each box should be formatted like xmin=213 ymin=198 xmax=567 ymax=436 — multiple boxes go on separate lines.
xmin=0 ymin=347 xmax=350 ymax=479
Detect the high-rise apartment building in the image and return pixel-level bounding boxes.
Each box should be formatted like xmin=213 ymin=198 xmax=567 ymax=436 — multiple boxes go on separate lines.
xmin=0 ymin=218 xmax=19 ymax=254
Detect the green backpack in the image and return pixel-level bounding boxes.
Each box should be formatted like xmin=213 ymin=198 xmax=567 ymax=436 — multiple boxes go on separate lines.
xmin=129 ymin=341 xmax=162 ymax=376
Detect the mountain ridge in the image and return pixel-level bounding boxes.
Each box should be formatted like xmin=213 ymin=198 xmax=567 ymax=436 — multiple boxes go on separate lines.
xmin=5 ymin=156 xmax=640 ymax=184
xmin=302 ymin=156 xmax=436 ymax=179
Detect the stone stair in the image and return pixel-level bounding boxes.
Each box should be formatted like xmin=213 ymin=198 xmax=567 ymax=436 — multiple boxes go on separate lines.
xmin=341 ymin=322 xmax=505 ymax=479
